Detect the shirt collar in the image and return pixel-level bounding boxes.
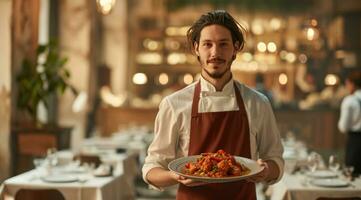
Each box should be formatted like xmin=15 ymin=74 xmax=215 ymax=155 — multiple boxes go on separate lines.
xmin=199 ymin=75 xmax=234 ymax=95
xmin=354 ymin=89 xmax=361 ymax=97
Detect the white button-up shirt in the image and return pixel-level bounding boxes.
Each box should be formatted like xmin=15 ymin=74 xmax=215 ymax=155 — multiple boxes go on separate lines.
xmin=338 ymin=89 xmax=361 ymax=133
xmin=142 ymin=77 xmax=284 ymax=188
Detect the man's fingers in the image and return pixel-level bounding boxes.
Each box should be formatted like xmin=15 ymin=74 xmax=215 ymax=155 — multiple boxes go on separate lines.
xmin=178 ymin=178 xmax=208 ymax=187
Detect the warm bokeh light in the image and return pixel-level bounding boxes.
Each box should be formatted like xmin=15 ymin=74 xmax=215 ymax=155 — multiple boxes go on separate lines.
xmin=183 ymin=73 xmax=193 ymax=85
xmin=306 ymin=27 xmax=319 ymax=41
xmin=324 ymin=74 xmax=338 ymax=86
xmin=136 ymin=53 xmax=162 ymax=64
xmin=167 ymin=53 xmax=187 ymax=65
xmin=280 ymin=50 xmax=288 ymax=60
xmin=165 ymin=39 xmax=180 ymax=50
xmin=306 ymin=28 xmax=315 ymax=40
xmin=165 ymin=27 xmax=177 ymax=36
xmin=257 ymin=42 xmax=267 ymax=52
xmin=270 ymin=18 xmax=282 ymax=31
xmin=311 ymin=19 xmax=318 ymax=27
xmin=267 ymin=42 xmax=277 ymax=53
xmin=96 ymin=0 xmax=116 ymax=15
xmin=165 ymin=26 xmax=190 ymax=36
xmin=132 ymin=73 xmax=148 ymax=85
xmin=298 ymin=54 xmax=308 ymax=64
xmin=241 ymin=52 xmax=253 ymax=62
xmin=158 ymin=73 xmax=169 ymax=85
xmin=143 ymin=39 xmax=161 ymax=50
xmin=286 ymin=52 xmax=296 ymax=63
xmin=279 ymin=73 xmax=288 ymax=85
xmin=251 ymin=20 xmax=264 ymax=35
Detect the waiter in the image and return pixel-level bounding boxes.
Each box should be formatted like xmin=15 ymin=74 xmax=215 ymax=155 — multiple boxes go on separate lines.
xmin=338 ymin=70 xmax=361 ymax=176
xmin=142 ymin=10 xmax=284 ymax=200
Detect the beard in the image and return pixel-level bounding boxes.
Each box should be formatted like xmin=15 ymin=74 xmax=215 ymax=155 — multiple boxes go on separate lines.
xmin=201 ymin=58 xmax=233 ymax=79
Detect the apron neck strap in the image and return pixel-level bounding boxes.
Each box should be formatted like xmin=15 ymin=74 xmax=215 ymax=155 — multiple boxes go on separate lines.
xmin=191 ymin=81 xmax=244 ymax=117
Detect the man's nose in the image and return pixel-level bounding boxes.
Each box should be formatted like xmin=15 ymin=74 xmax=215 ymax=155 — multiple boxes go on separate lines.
xmin=210 ymin=45 xmax=220 ymax=57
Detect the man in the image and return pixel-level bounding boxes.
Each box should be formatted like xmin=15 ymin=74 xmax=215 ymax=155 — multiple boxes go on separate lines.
xmin=338 ymin=70 xmax=361 ymax=176
xmin=142 ymin=10 xmax=284 ymax=200
xmin=255 ymin=73 xmax=274 ymax=107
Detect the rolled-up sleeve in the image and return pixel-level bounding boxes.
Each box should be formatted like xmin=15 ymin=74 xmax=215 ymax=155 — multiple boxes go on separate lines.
xmin=257 ymin=99 xmax=284 ymax=184
xmin=142 ymin=98 xmax=180 ymax=189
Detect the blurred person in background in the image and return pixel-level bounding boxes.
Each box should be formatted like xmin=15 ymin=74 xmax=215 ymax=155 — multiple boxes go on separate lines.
xmin=142 ymin=10 xmax=284 ymax=200
xmin=255 ymin=73 xmax=274 ymax=107
xmin=338 ymin=70 xmax=361 ymax=176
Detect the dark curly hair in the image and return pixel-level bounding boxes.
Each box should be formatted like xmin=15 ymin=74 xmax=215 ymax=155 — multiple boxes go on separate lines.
xmin=186 ymin=10 xmax=247 ymax=53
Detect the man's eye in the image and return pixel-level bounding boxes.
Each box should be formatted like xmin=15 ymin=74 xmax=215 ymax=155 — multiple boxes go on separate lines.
xmin=203 ymin=43 xmax=212 ymax=47
xmin=220 ymin=43 xmax=229 ymax=47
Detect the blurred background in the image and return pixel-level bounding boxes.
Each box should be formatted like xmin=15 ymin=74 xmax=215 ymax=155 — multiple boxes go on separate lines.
xmin=0 ymin=0 xmax=361 ymax=199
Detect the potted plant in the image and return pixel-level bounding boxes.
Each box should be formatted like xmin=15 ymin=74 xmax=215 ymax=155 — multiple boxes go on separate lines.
xmin=12 ymin=40 xmax=74 ymax=174
xmin=16 ymin=40 xmax=72 ymax=126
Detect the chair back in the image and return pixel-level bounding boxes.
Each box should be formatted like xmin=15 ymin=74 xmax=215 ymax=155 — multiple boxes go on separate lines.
xmin=74 ymin=154 xmax=102 ymax=167
xmin=15 ymin=189 xmax=65 ymax=200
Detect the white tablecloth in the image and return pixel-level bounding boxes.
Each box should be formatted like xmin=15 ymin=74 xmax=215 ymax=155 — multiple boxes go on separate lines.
xmin=267 ymin=173 xmax=361 ymax=200
xmin=0 ymin=153 xmax=137 ymax=200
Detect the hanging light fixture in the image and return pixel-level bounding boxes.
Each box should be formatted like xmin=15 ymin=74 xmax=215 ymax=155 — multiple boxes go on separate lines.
xmin=96 ymin=0 xmax=116 ymax=15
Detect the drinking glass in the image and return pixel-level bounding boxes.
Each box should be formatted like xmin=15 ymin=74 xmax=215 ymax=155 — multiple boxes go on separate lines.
xmin=46 ymin=148 xmax=58 ymax=167
xmin=33 ymin=157 xmax=45 ymax=177
xmin=307 ymin=152 xmax=320 ymax=173
xmin=344 ymin=165 xmax=355 ymax=180
xmin=328 ymin=155 xmax=340 ymax=173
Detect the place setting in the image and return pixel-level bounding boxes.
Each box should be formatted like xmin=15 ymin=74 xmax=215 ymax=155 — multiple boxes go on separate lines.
xmin=302 ymin=154 xmax=357 ymax=188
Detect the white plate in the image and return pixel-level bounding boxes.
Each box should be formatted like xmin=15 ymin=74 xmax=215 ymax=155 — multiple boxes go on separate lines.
xmin=310 ymin=178 xmax=349 ymax=187
xmin=168 ymin=155 xmax=263 ymax=183
xmin=42 ymin=175 xmax=78 ymax=183
xmin=306 ymin=170 xmax=338 ymax=178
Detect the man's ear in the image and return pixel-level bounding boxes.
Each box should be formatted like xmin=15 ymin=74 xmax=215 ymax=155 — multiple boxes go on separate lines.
xmin=234 ymin=41 xmax=240 ymax=51
xmin=194 ymin=42 xmax=200 ymax=56
xmin=232 ymin=41 xmax=240 ymax=60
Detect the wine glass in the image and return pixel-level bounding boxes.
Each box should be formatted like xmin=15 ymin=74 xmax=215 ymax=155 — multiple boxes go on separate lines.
xmin=307 ymin=152 xmax=320 ymax=173
xmin=46 ymin=148 xmax=58 ymax=168
xmin=33 ymin=157 xmax=45 ymax=178
xmin=328 ymin=155 xmax=340 ymax=173
xmin=343 ymin=165 xmax=355 ymax=181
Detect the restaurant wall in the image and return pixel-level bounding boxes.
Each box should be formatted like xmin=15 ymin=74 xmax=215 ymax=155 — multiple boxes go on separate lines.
xmin=0 ymin=0 xmax=12 ymax=181
xmin=58 ymin=0 xmax=91 ymax=150
xmin=102 ymin=0 xmax=128 ymax=94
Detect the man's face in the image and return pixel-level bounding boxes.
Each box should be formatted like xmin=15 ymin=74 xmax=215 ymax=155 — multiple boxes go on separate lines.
xmin=195 ymin=24 xmax=239 ymax=79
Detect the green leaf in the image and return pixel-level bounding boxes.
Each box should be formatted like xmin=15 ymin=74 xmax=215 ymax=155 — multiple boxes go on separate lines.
xmin=17 ymin=39 xmax=73 ymax=122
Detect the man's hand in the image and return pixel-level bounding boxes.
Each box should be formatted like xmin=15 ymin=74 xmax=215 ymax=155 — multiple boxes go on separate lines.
xmin=246 ymin=159 xmax=270 ymax=183
xmin=170 ymin=172 xmax=209 ymax=187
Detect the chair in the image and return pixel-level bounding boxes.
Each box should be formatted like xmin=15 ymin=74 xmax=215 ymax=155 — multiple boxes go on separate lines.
xmin=74 ymin=154 xmax=102 ymax=167
xmin=15 ymin=189 xmax=65 ymax=200
xmin=317 ymin=197 xmax=361 ymax=200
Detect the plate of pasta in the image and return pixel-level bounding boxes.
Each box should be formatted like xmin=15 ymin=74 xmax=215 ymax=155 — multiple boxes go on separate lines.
xmin=168 ymin=150 xmax=264 ymax=183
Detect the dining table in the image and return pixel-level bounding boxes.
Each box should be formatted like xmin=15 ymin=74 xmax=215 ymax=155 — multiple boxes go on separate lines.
xmin=0 ymin=152 xmax=138 ymax=200
xmin=267 ymin=171 xmax=361 ymax=200
xmin=267 ymin=137 xmax=361 ymax=200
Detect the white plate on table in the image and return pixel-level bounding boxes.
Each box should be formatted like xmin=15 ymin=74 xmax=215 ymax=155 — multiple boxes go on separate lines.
xmin=306 ymin=170 xmax=338 ymax=178
xmin=168 ymin=155 xmax=263 ymax=183
xmin=42 ymin=175 xmax=78 ymax=183
xmin=310 ymin=178 xmax=349 ymax=187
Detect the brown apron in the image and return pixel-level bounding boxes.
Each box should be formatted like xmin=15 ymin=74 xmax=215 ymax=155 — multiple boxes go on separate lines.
xmin=177 ymin=81 xmax=256 ymax=200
